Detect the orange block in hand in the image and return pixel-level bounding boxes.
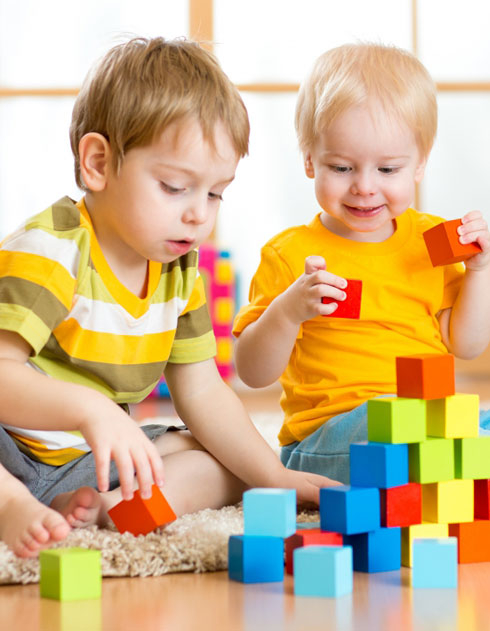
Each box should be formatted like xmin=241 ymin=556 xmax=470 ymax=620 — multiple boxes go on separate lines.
xmin=423 ymin=219 xmax=482 ymax=267
xmin=396 ymin=354 xmax=455 ymax=400
xmin=108 ymin=484 xmax=176 ymax=536
xmin=449 ymin=520 xmax=490 ymax=563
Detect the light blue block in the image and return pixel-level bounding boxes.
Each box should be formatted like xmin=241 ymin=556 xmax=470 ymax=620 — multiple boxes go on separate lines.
xmin=412 ymin=538 xmax=458 ymax=588
xmin=228 ymin=535 xmax=284 ymax=583
xmin=350 ymin=442 xmax=409 ymax=488
xmin=320 ymin=485 xmax=380 ymax=535
xmin=243 ymin=488 xmax=296 ymax=537
xmin=294 ymin=545 xmax=353 ymax=597
xmin=344 ymin=527 xmax=401 ymax=572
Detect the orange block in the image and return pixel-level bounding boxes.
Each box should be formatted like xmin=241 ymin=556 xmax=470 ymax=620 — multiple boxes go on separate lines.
xmin=449 ymin=520 xmax=490 ymax=563
xmin=423 ymin=219 xmax=482 ymax=267
xmin=108 ymin=485 xmax=176 ymax=536
xmin=396 ymin=354 xmax=455 ymax=400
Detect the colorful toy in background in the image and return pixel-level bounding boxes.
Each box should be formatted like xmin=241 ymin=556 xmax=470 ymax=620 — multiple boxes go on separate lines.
xmin=150 ymin=243 xmax=237 ymax=398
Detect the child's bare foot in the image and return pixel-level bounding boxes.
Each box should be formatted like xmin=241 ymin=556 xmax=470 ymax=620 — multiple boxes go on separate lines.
xmin=50 ymin=486 xmax=104 ymax=528
xmin=0 ymin=483 xmax=71 ymax=558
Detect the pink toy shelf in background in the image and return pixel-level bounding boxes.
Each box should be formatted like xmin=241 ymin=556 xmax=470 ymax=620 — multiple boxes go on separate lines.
xmin=150 ymin=243 xmax=237 ymax=397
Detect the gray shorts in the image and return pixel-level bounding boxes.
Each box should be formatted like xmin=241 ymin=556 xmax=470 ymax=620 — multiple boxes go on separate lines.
xmin=0 ymin=423 xmax=176 ymax=505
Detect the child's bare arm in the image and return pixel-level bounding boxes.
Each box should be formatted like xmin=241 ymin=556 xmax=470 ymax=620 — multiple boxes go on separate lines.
xmin=0 ymin=330 xmax=164 ymax=499
xmin=165 ymin=359 xmax=340 ymax=505
xmin=438 ymin=211 xmax=490 ymax=359
xmin=235 ymin=256 xmax=347 ymax=387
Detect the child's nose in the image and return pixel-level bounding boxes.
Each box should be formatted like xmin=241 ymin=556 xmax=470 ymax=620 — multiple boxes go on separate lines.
xmin=184 ymin=197 xmax=208 ymax=224
xmin=351 ymin=171 xmax=376 ymax=196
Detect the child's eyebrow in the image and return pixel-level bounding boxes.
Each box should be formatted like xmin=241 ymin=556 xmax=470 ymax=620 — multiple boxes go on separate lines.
xmin=154 ymin=162 xmax=236 ymax=185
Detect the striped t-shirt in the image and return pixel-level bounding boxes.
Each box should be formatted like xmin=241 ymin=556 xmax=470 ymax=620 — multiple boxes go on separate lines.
xmin=0 ymin=196 xmax=216 ymax=465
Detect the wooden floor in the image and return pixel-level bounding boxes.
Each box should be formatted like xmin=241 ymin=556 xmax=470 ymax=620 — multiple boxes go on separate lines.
xmin=2 ymin=371 xmax=490 ymax=631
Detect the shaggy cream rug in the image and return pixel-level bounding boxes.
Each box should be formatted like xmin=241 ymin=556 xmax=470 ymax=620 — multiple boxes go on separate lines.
xmin=0 ymin=413 xmax=319 ymax=585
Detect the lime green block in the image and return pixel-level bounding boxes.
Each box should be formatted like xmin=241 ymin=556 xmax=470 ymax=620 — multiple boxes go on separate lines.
xmin=40 ymin=548 xmax=102 ymax=601
xmin=367 ymin=397 xmax=426 ymax=443
xmin=426 ymin=394 xmax=479 ymax=438
xmin=454 ymin=436 xmax=490 ymax=479
xmin=409 ymin=438 xmax=455 ymax=483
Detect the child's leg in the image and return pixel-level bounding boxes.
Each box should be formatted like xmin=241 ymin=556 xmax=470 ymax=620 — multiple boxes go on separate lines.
xmin=0 ymin=464 xmax=70 ymax=557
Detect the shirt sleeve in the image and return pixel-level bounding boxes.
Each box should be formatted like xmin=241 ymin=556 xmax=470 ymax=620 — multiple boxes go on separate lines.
xmin=233 ymin=244 xmax=296 ymax=337
xmin=441 ymin=261 xmax=465 ymax=310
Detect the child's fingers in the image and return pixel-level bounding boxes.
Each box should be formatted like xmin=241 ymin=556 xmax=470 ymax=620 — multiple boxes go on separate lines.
xmin=304 ymin=255 xmax=326 ymax=275
xmin=131 ymin=448 xmax=156 ymax=500
xmin=93 ymin=448 xmax=111 ymax=494
xmin=113 ymin=451 xmax=136 ymax=501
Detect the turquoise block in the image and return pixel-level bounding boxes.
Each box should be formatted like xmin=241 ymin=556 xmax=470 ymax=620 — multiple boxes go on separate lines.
xmin=294 ymin=545 xmax=353 ymax=597
xmin=412 ymin=538 xmax=458 ymax=588
xmin=228 ymin=535 xmax=284 ymax=583
xmin=243 ymin=488 xmax=296 ymax=537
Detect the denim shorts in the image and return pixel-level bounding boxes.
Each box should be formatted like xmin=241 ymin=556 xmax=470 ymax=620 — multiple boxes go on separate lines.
xmin=0 ymin=423 xmax=176 ymax=505
xmin=281 ymin=401 xmax=490 ymax=484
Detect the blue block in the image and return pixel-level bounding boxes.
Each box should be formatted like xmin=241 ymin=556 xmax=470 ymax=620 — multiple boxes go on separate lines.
xmin=294 ymin=545 xmax=353 ymax=597
xmin=412 ymin=538 xmax=458 ymax=588
xmin=228 ymin=535 xmax=284 ymax=583
xmin=243 ymin=488 xmax=296 ymax=537
xmin=344 ymin=527 xmax=401 ymax=572
xmin=350 ymin=442 xmax=409 ymax=488
xmin=320 ymin=485 xmax=380 ymax=535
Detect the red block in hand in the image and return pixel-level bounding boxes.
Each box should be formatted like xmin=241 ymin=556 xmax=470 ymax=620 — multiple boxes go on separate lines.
xmin=285 ymin=528 xmax=343 ymax=574
xmin=423 ymin=218 xmax=481 ymax=267
xmin=322 ymin=279 xmax=362 ymax=319
xmin=108 ymin=484 xmax=176 ymax=536
xmin=380 ymin=483 xmax=422 ymax=528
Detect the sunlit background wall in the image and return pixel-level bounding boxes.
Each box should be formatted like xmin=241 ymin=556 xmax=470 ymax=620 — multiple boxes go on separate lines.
xmin=1 ymin=0 xmax=489 ymax=308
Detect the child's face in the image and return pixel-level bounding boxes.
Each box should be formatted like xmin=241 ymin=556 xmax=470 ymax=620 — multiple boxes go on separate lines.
xmin=304 ymin=103 xmax=427 ymax=242
xmin=98 ymin=117 xmax=239 ymax=265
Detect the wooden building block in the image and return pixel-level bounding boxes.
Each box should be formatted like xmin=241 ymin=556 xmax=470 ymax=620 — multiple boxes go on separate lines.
xmin=108 ymin=485 xmax=176 ymax=536
xmin=285 ymin=528 xmax=343 ymax=574
xmin=401 ymin=522 xmax=448 ymax=567
xmin=380 ymin=482 xmax=422 ymax=528
xmin=320 ymin=485 xmax=380 ymax=535
xmin=454 ymin=437 xmax=490 ymax=480
xmin=423 ymin=218 xmax=482 ymax=267
xmin=344 ymin=527 xmax=401 ymax=573
xmin=243 ymin=488 xmax=296 ymax=538
xmin=40 ymin=548 xmax=101 ymax=601
xmin=474 ymin=479 xmax=490 ymax=519
xmin=367 ymin=397 xmax=426 ymax=444
xmin=350 ymin=442 xmax=408 ymax=489
xmin=396 ymin=354 xmax=455 ymax=400
xmin=449 ymin=520 xmax=490 ymax=563
xmin=426 ymin=393 xmax=479 ymax=438
xmin=408 ymin=438 xmax=455 ymax=484
xmin=293 ymin=545 xmax=353 ymax=597
xmin=412 ymin=538 xmax=458 ymax=588
xmin=228 ymin=535 xmax=284 ymax=583
xmin=422 ymin=479 xmax=474 ymax=524
xmin=322 ymin=279 xmax=362 ymax=319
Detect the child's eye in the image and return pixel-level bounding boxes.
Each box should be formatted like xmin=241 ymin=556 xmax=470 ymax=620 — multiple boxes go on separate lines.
xmin=378 ymin=167 xmax=399 ymax=174
xmin=161 ymin=181 xmax=184 ymax=194
xmin=329 ymin=165 xmax=351 ymax=174
xmin=208 ymin=192 xmax=224 ymax=201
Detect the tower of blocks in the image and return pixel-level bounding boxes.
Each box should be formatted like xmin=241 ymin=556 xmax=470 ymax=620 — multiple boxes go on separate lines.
xmin=228 ymin=352 xmax=490 ymax=596
xmin=150 ymin=243 xmax=237 ymax=397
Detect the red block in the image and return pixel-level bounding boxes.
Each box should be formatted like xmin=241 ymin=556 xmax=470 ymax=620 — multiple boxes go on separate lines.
xmin=423 ymin=218 xmax=481 ymax=267
xmin=322 ymin=279 xmax=362 ymax=319
xmin=285 ymin=528 xmax=343 ymax=574
xmin=108 ymin=484 xmax=177 ymax=536
xmin=449 ymin=520 xmax=490 ymax=563
xmin=396 ymin=353 xmax=455 ymax=400
xmin=380 ymin=483 xmax=422 ymax=528
xmin=474 ymin=479 xmax=490 ymax=519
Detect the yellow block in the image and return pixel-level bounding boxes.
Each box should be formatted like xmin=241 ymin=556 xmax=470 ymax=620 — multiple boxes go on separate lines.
xmin=422 ymin=479 xmax=474 ymax=524
xmin=426 ymin=394 xmax=479 ymax=438
xmin=401 ymin=522 xmax=449 ymax=567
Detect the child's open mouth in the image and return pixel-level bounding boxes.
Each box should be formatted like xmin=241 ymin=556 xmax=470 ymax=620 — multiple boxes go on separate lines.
xmin=345 ymin=205 xmax=384 ymax=217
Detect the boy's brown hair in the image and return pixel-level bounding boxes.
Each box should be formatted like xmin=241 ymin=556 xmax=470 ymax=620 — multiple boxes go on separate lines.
xmin=295 ymin=42 xmax=437 ymax=158
xmin=70 ymin=37 xmax=249 ymax=190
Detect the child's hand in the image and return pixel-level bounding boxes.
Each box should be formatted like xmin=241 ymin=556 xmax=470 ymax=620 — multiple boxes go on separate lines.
xmin=459 ymin=211 xmax=490 ymax=271
xmin=281 ymin=255 xmax=347 ymax=324
xmin=280 ymin=468 xmax=342 ymax=507
xmin=79 ymin=404 xmax=164 ymax=501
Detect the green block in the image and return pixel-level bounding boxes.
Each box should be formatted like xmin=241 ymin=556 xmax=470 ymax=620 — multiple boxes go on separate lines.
xmin=367 ymin=397 xmax=426 ymax=444
xmin=409 ymin=438 xmax=455 ymax=483
xmin=454 ymin=437 xmax=490 ymax=479
xmin=40 ymin=548 xmax=102 ymax=601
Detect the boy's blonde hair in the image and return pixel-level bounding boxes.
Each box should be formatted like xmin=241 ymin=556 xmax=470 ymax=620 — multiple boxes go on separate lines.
xmin=70 ymin=37 xmax=249 ymax=190
xmin=295 ymin=43 xmax=437 ymax=158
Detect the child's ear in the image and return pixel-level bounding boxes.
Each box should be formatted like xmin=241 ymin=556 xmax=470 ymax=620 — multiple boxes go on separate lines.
xmin=414 ymin=156 xmax=428 ymax=184
xmin=304 ymin=152 xmax=315 ymax=179
xmin=79 ymin=133 xmax=112 ymax=192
